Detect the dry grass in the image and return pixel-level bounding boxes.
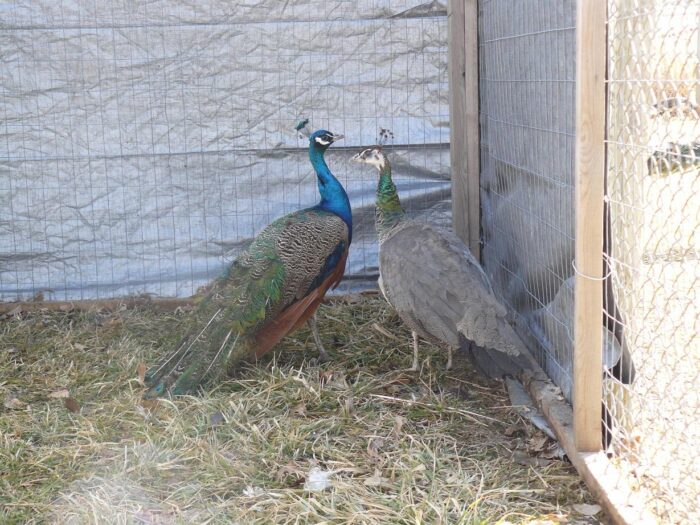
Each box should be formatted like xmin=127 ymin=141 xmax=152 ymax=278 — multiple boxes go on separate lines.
xmin=1 ymin=295 xmax=601 ymax=524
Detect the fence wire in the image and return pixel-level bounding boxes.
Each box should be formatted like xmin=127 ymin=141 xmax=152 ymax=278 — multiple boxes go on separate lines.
xmin=481 ymin=1 xmax=699 ymax=520
xmin=0 ymin=1 xmax=451 ymax=302
xmin=478 ymin=0 xmax=578 ymax=402
xmin=604 ymin=1 xmax=699 ymax=522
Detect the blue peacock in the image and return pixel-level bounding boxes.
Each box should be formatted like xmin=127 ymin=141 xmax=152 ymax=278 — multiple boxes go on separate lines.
xmin=144 ymin=122 xmax=351 ymax=397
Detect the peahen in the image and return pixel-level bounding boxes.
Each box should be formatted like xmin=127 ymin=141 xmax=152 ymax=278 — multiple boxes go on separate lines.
xmin=352 ymin=141 xmax=530 ymax=377
xmin=144 ymin=124 xmax=351 ymax=397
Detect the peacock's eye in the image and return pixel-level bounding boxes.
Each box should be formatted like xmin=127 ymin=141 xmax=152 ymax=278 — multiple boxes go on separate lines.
xmin=314 ymin=135 xmax=332 ymax=146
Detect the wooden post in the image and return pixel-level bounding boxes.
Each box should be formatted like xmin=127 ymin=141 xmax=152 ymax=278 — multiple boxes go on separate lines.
xmin=573 ymin=0 xmax=606 ymax=452
xmin=448 ymin=0 xmax=480 ymax=258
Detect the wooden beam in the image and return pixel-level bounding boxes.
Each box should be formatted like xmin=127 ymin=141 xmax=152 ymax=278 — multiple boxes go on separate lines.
xmin=523 ymin=370 xmax=656 ymax=525
xmin=448 ymin=0 xmax=480 ymax=259
xmin=0 ymin=297 xmax=195 ymax=314
xmin=464 ymin=0 xmax=480 ymax=259
xmin=0 ymin=291 xmax=381 ymax=315
xmin=448 ymin=0 xmax=469 ymax=249
xmin=573 ymin=0 xmax=606 ymax=452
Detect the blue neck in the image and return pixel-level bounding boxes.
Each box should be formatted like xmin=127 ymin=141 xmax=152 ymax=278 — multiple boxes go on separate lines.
xmin=309 ymin=144 xmax=353 ymax=242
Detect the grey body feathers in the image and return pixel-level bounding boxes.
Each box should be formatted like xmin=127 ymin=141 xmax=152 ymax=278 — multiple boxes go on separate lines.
xmin=379 ymin=220 xmax=528 ymax=377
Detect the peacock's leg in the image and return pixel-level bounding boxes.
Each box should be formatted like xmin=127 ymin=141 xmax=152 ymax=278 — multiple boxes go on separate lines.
xmin=308 ymin=313 xmax=329 ymax=363
xmin=445 ymin=346 xmax=453 ymax=371
xmin=404 ymin=331 xmax=420 ymax=372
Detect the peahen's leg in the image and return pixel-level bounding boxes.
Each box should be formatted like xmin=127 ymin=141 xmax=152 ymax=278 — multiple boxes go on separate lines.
xmin=404 ymin=331 xmax=420 ymax=372
xmin=446 ymin=346 xmax=453 ymax=371
xmin=308 ymin=313 xmax=329 ymax=363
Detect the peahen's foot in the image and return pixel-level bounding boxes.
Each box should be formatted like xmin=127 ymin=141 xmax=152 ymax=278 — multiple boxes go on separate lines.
xmin=401 ymin=331 xmax=421 ymax=372
xmin=445 ymin=347 xmax=453 ymax=371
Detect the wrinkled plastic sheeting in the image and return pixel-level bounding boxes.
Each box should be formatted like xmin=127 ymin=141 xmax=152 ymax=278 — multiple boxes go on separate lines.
xmin=0 ymin=0 xmax=450 ymax=301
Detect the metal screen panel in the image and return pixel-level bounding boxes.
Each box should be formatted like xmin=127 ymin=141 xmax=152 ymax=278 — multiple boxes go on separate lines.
xmin=478 ymin=0 xmax=578 ymax=400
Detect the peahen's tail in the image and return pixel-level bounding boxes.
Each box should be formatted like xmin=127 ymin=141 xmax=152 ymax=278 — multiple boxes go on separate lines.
xmin=143 ymin=304 xmax=250 ymax=398
xmin=459 ymin=333 xmax=532 ymax=379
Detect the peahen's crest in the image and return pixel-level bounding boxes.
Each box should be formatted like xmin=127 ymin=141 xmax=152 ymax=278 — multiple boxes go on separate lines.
xmin=377 ymin=127 xmax=394 ymax=147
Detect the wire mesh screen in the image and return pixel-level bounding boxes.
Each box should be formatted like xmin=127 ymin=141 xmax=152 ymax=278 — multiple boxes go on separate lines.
xmin=0 ymin=1 xmax=451 ymax=302
xmin=604 ymin=1 xmax=699 ymax=522
xmin=478 ymin=1 xmax=579 ymax=401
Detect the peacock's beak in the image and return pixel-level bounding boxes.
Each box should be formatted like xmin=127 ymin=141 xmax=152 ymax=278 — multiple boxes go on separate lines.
xmin=330 ymin=133 xmax=344 ymax=142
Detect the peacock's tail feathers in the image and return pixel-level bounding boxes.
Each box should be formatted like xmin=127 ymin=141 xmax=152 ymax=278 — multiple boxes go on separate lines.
xmin=144 ymin=233 xmax=289 ymax=397
xmin=143 ymin=306 xmax=252 ymax=398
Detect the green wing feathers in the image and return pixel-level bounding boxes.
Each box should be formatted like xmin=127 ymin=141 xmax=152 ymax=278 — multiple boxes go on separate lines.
xmin=144 ymin=209 xmax=349 ymax=397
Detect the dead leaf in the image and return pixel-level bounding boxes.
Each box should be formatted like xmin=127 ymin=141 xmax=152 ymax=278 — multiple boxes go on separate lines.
xmin=136 ymin=363 xmax=147 ymax=385
xmin=4 ymin=394 xmax=27 ymax=410
xmin=49 ymin=389 xmax=70 ymax=399
xmin=59 ymin=304 xmax=74 ymax=312
xmin=319 ymin=370 xmax=334 ymax=386
xmin=342 ymin=394 xmax=354 ymax=415
xmin=242 ymin=486 xmax=264 ymax=498
xmin=367 ymin=437 xmax=385 ymax=459
xmin=140 ymin=398 xmax=160 ymax=412
xmin=7 ymin=306 xmax=22 ymax=317
xmin=73 ymin=343 xmax=86 ymax=351
xmin=275 ymin=462 xmax=304 ymax=485
xmin=291 ymin=403 xmax=307 ymax=417
xmin=540 ymin=442 xmax=567 ymax=460
xmin=63 ymin=397 xmax=80 ymax=413
xmin=572 ymin=503 xmax=601 ymax=516
xmin=101 ymin=317 xmax=123 ymax=330
xmin=391 ymin=415 xmax=405 ymax=436
xmin=527 ymin=434 xmax=549 ymax=454
xmin=504 ymin=424 xmax=524 ymax=437
xmin=209 ymin=411 xmax=225 ymax=427
xmin=512 ymin=450 xmax=551 ymax=468
xmin=363 ymin=469 xmax=393 ymax=489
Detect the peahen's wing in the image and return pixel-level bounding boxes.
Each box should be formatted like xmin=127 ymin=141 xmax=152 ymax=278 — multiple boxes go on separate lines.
xmin=144 ymin=208 xmax=349 ymax=397
xmin=379 ymin=221 xmax=521 ymax=356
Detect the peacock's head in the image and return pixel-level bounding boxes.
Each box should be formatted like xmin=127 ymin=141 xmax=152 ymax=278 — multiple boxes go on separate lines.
xmin=351 ymin=147 xmax=388 ymax=171
xmin=309 ymin=129 xmax=344 ymax=150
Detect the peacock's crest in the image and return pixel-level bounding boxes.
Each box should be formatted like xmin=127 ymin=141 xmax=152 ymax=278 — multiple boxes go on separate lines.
xmin=295 ymin=118 xmax=312 ymax=138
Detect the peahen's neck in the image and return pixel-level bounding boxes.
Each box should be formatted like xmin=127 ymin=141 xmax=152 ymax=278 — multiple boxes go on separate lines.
xmin=375 ymin=160 xmax=405 ymax=242
xmin=310 ymin=145 xmax=352 ymax=242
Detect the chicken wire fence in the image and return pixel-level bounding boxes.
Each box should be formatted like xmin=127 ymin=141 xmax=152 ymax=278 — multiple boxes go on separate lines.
xmin=604 ymin=1 xmax=699 ymax=522
xmin=0 ymin=0 xmax=451 ymax=302
xmin=479 ymin=0 xmax=699 ymax=523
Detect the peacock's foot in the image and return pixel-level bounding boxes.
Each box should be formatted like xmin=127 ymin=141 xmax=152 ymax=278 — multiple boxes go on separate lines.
xmin=309 ymin=353 xmax=329 ymax=366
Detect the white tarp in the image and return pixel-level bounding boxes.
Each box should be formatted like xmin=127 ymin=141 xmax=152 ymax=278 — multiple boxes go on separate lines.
xmin=0 ymin=0 xmax=450 ymax=301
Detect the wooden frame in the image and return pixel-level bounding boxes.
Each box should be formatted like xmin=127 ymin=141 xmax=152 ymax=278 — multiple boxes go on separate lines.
xmin=448 ymin=0 xmax=480 ymax=258
xmin=522 ymin=369 xmax=657 ymax=525
xmin=573 ymin=0 xmax=606 ymax=453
